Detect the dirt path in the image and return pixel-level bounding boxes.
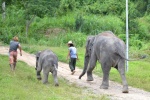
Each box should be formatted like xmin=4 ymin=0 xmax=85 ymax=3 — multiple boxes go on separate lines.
xmin=0 ymin=46 xmax=150 ymax=100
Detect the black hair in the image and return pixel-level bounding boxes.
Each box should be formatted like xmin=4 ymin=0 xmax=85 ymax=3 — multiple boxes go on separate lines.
xmin=69 ymin=44 xmax=74 ymax=47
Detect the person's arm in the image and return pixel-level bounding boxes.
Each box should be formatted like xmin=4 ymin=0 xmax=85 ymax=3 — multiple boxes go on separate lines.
xmin=18 ymin=44 xmax=22 ymax=56
xmin=76 ymin=48 xmax=79 ymax=60
xmin=76 ymin=54 xmax=79 ymax=60
xmin=66 ymin=49 xmax=70 ymax=60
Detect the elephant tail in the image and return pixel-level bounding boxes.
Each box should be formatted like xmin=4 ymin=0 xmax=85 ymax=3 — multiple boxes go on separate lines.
xmin=79 ymin=56 xmax=89 ymax=79
xmin=79 ymin=69 xmax=86 ymax=79
xmin=53 ymin=63 xmax=58 ymax=71
xmin=121 ymin=55 xmax=146 ymax=61
xmin=115 ymin=42 xmax=146 ymax=61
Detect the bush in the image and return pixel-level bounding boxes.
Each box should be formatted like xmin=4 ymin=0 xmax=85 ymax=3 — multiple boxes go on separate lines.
xmin=0 ymin=6 xmax=26 ymax=44
xmin=46 ymin=32 xmax=87 ymax=47
xmin=81 ymin=15 xmax=125 ymax=35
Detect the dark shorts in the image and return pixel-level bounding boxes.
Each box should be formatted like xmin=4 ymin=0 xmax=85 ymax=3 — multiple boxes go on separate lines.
xmin=69 ymin=58 xmax=76 ymax=71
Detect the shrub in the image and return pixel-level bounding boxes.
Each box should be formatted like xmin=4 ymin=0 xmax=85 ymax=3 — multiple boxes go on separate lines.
xmin=81 ymin=15 xmax=125 ymax=35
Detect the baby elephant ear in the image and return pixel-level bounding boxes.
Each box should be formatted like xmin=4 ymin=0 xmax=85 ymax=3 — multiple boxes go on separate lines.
xmin=36 ymin=51 xmax=41 ymax=58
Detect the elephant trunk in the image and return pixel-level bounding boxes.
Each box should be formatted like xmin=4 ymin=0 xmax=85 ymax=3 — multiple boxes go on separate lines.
xmin=79 ymin=55 xmax=90 ymax=79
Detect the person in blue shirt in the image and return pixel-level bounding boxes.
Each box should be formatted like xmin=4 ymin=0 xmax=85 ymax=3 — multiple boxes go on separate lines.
xmin=66 ymin=41 xmax=78 ymax=75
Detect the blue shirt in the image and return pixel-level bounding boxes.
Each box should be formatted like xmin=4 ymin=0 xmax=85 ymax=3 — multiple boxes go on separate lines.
xmin=69 ymin=47 xmax=77 ymax=58
xmin=9 ymin=40 xmax=20 ymax=52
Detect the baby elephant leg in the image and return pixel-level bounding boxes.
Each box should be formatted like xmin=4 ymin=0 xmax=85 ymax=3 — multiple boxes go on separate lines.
xmin=42 ymin=72 xmax=49 ymax=84
xmin=52 ymin=71 xmax=59 ymax=86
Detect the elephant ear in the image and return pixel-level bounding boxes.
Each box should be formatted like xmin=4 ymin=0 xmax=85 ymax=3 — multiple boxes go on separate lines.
xmin=36 ymin=51 xmax=41 ymax=58
xmin=85 ymin=36 xmax=95 ymax=56
xmin=86 ymin=36 xmax=94 ymax=49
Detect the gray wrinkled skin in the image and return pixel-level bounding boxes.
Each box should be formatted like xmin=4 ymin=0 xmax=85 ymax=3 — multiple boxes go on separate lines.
xmin=79 ymin=31 xmax=128 ymax=93
xmin=36 ymin=50 xmax=59 ymax=86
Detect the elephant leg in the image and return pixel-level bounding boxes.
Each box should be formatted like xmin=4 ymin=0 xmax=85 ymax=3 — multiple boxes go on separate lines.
xmin=52 ymin=71 xmax=59 ymax=86
xmin=86 ymin=54 xmax=97 ymax=81
xmin=118 ymin=60 xmax=128 ymax=93
xmin=42 ymin=71 xmax=49 ymax=84
xmin=100 ymin=62 xmax=111 ymax=89
xmin=36 ymin=62 xmax=42 ymax=80
xmin=37 ymin=71 xmax=42 ymax=80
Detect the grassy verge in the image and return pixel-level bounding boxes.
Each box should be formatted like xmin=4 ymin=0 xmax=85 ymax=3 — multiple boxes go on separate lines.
xmin=22 ymin=44 xmax=150 ymax=92
xmin=0 ymin=55 xmax=107 ymax=100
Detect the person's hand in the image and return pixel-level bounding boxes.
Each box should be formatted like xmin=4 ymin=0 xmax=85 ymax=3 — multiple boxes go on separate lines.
xmin=66 ymin=58 xmax=68 ymax=61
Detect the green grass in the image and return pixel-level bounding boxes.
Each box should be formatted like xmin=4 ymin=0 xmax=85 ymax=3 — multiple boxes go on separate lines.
xmin=22 ymin=44 xmax=150 ymax=92
xmin=0 ymin=55 xmax=107 ymax=100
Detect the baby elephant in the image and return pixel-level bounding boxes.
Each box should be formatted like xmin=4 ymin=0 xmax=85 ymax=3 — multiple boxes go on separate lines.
xmin=35 ymin=50 xmax=59 ymax=86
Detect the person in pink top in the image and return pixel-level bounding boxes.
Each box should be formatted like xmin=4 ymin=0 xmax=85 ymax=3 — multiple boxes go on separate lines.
xmin=9 ymin=36 xmax=22 ymax=71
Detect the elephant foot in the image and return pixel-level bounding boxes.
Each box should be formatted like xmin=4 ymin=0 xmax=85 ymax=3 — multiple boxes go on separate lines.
xmin=122 ymin=85 xmax=129 ymax=93
xmin=55 ymin=83 xmax=59 ymax=86
xmin=37 ymin=76 xmax=42 ymax=80
xmin=87 ymin=75 xmax=93 ymax=81
xmin=79 ymin=76 xmax=82 ymax=79
xmin=37 ymin=77 xmax=42 ymax=80
xmin=79 ymin=72 xmax=86 ymax=79
xmin=87 ymin=71 xmax=94 ymax=81
xmin=100 ymin=84 xmax=108 ymax=89
xmin=43 ymin=81 xmax=49 ymax=84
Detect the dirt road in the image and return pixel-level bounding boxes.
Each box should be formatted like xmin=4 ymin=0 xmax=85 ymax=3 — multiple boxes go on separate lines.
xmin=0 ymin=46 xmax=150 ymax=100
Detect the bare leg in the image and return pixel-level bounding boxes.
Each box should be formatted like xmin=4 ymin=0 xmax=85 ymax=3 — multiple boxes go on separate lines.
xmin=10 ymin=64 xmax=14 ymax=71
xmin=13 ymin=62 xmax=16 ymax=70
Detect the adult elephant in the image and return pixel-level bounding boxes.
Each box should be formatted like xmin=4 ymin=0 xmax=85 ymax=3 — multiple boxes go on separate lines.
xmin=79 ymin=31 xmax=128 ymax=93
xmin=35 ymin=50 xmax=59 ymax=86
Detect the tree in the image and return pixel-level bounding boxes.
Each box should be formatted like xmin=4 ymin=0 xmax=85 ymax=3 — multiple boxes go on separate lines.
xmin=22 ymin=0 xmax=60 ymax=37
xmin=2 ymin=1 xmax=5 ymax=20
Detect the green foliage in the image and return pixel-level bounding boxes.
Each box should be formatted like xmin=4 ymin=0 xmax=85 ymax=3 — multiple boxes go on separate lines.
xmin=34 ymin=32 xmax=87 ymax=47
xmin=0 ymin=5 xmax=26 ymax=44
xmin=83 ymin=0 xmax=125 ymax=15
xmin=24 ymin=0 xmax=60 ymax=19
xmin=75 ymin=14 xmax=84 ymax=32
xmin=80 ymin=15 xmax=124 ymax=35
xmin=137 ymin=16 xmax=150 ymax=40
xmin=58 ymin=0 xmax=77 ymax=15
xmin=130 ymin=35 xmax=143 ymax=49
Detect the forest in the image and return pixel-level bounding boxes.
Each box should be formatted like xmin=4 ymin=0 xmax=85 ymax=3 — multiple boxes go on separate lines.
xmin=0 ymin=0 xmax=150 ymax=49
